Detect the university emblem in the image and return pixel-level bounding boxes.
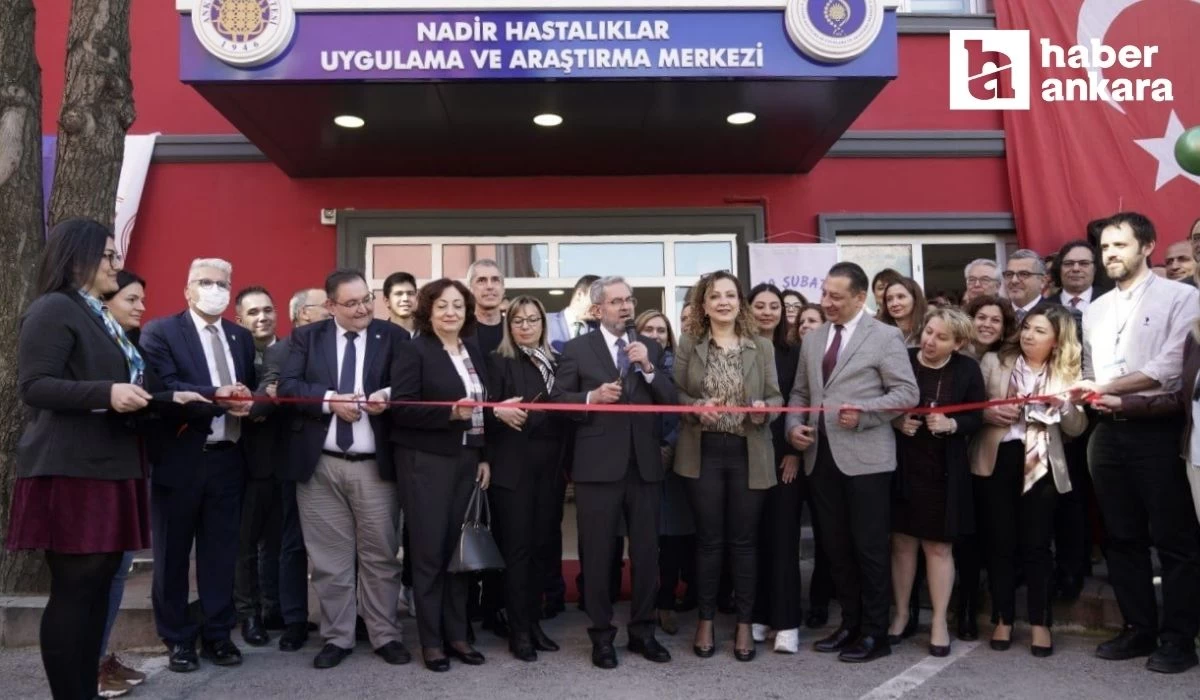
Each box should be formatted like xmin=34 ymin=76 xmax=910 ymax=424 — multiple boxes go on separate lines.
xmin=784 ymin=0 xmax=885 ymax=63
xmin=191 ymin=0 xmax=296 ymax=67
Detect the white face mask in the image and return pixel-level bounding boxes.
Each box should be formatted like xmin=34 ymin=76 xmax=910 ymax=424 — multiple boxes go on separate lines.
xmin=196 ymin=286 xmax=230 ymax=316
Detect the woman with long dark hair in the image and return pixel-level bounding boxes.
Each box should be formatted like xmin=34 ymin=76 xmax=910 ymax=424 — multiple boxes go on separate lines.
xmin=746 ymin=283 xmax=805 ymax=653
xmin=7 ymin=221 xmax=155 ymax=699
xmin=486 ymin=295 xmax=565 ymax=661
xmin=675 ymin=271 xmax=782 ymax=661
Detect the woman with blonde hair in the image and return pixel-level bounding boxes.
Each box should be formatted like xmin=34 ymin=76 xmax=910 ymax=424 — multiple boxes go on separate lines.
xmin=970 ymin=306 xmax=1086 ymax=658
xmin=889 ymin=308 xmax=986 ymax=657
xmin=674 ymin=271 xmax=782 ymax=661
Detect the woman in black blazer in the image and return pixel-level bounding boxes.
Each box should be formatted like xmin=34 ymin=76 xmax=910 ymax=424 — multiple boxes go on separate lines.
xmin=889 ymin=307 xmax=985 ymax=657
xmin=7 ymin=220 xmax=155 ymax=700
xmin=391 ymin=278 xmax=491 ymax=672
xmin=485 ymin=295 xmax=566 ymax=662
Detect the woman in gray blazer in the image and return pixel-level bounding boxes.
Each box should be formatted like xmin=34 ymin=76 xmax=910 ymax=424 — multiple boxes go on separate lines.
xmin=969 ymin=306 xmax=1086 ymax=658
xmin=674 ymin=271 xmax=782 ymax=662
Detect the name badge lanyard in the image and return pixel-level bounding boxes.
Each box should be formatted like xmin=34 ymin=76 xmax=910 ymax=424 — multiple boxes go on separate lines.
xmin=1112 ymin=278 xmax=1152 ymax=358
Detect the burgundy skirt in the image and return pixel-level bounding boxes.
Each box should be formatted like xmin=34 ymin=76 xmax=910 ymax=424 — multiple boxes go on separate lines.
xmin=6 ymin=475 xmax=151 ymax=554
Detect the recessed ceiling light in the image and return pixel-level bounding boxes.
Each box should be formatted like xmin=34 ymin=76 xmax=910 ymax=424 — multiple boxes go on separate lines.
xmin=533 ymin=113 xmax=563 ymax=127
xmin=726 ymin=112 xmax=756 ymax=125
xmin=548 ymin=289 xmax=565 ymax=296
xmin=334 ymin=115 xmax=365 ymax=128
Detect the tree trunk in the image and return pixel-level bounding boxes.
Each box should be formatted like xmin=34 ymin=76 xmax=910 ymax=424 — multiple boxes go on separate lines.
xmin=0 ymin=0 xmax=50 ymax=593
xmin=47 ymin=0 xmax=134 ymax=229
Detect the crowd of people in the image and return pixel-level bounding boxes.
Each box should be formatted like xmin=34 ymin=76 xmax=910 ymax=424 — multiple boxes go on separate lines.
xmin=8 ymin=212 xmax=1200 ymax=700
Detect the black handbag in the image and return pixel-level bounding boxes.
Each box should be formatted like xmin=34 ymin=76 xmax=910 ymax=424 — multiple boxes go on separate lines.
xmin=447 ymin=482 xmax=505 ymax=574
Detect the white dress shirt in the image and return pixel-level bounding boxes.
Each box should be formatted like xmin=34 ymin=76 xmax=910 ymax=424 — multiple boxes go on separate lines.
xmin=824 ymin=306 xmax=867 ymax=352
xmin=189 ymin=310 xmax=240 ymax=443
xmin=322 ymin=321 xmax=376 ymax=454
xmin=1083 ymin=272 xmax=1200 ymax=396
xmin=1059 ymin=287 xmax=1094 ymax=314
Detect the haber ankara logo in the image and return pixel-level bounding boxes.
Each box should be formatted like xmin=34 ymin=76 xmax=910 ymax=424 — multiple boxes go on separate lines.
xmin=949 ymin=30 xmax=1031 ymax=110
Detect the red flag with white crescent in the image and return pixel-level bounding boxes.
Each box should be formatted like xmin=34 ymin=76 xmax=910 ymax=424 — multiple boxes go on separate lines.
xmin=994 ymin=0 xmax=1200 ymax=252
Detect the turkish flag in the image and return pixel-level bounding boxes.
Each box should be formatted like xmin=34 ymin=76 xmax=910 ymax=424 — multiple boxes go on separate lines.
xmin=995 ymin=0 xmax=1200 ymax=253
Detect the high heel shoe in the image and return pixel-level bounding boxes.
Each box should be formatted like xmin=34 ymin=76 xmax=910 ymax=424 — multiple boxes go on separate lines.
xmin=734 ymin=625 xmax=756 ymax=662
xmin=929 ymin=643 xmax=951 ymax=657
xmin=693 ymin=621 xmax=716 ymax=658
xmin=990 ymin=623 xmax=1012 ymax=651
xmin=1031 ymin=644 xmax=1054 ymax=658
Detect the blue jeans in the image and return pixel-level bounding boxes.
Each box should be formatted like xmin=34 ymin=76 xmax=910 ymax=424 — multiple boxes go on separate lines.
xmin=100 ymin=551 xmax=135 ymax=657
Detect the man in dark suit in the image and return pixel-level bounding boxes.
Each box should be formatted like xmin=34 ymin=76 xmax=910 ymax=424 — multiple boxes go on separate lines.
xmin=140 ymin=258 xmax=257 ymax=673
xmin=1004 ymin=249 xmax=1066 ymax=323
xmin=253 ymin=287 xmax=330 ymax=652
xmin=231 ymin=286 xmax=283 ymax=648
xmin=278 ymin=269 xmax=410 ymax=670
xmin=553 ymin=275 xmax=678 ymax=669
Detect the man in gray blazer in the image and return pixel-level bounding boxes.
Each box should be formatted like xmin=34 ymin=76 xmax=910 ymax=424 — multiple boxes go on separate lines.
xmin=786 ymin=262 xmax=918 ymax=663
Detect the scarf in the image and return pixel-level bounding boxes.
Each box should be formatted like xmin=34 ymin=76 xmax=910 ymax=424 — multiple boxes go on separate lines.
xmin=519 ymin=345 xmax=556 ymax=393
xmin=1007 ymin=355 xmax=1051 ymax=494
xmin=455 ymin=343 xmax=486 ymax=446
xmin=79 ymin=290 xmax=145 ymax=385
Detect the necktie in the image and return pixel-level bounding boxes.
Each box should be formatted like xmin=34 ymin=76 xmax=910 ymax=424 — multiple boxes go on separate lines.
xmin=615 ymin=337 xmax=630 ymax=377
xmin=337 ymin=331 xmax=358 ymax=452
xmin=822 ymin=324 xmax=844 ymax=385
xmin=1016 ymin=308 xmax=1027 ymax=323
xmin=205 ymin=325 xmax=239 ymax=441
xmin=1069 ymin=296 xmax=1081 ymax=308
xmin=572 ymin=321 xmax=585 ymax=339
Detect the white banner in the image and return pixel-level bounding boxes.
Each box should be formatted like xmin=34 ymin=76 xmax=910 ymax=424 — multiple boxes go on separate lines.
xmin=747 ymin=242 xmax=838 ymax=296
xmin=113 ymin=133 xmax=159 ymax=258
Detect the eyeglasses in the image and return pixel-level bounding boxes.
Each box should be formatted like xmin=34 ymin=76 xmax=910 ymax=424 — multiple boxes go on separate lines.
xmin=190 ymin=278 xmax=232 ymax=290
xmin=331 ymin=294 xmax=375 ymax=311
xmin=102 ymin=250 xmax=123 ymax=266
xmin=783 ymin=303 xmax=803 ymax=311
xmin=965 ymin=276 xmax=997 ymax=286
xmin=1001 ymin=271 xmax=1043 ymax=281
xmin=1060 ymin=260 xmax=1094 ymax=269
xmin=606 ymin=296 xmax=638 ymax=308
xmin=510 ymin=316 xmax=543 ymax=328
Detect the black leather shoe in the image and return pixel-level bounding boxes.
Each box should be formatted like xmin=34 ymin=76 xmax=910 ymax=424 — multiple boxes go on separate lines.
xmin=1096 ymin=628 xmax=1158 ymax=660
xmin=592 ymin=641 xmax=618 ymax=669
xmin=482 ymin=609 xmax=511 ymax=639
xmin=422 ymin=648 xmax=450 ymax=672
xmin=990 ymin=639 xmax=1012 ymax=651
xmin=531 ymin=624 xmax=559 ymax=652
xmin=167 ymin=642 xmax=199 ymax=673
xmin=313 ymin=643 xmax=352 ymax=669
xmin=509 ymin=636 xmax=537 ymax=662
xmin=445 ymin=643 xmax=485 ymax=665
xmin=805 ymin=607 xmax=829 ymax=629
xmin=375 ymin=640 xmax=413 ymax=665
xmin=930 ymin=644 xmax=951 ymax=657
xmin=241 ymin=615 xmax=270 ymax=647
xmin=262 ymin=612 xmax=286 ymax=630
xmin=628 ymin=636 xmax=671 ymax=663
xmin=278 ymin=622 xmax=309 ymax=652
xmin=200 ymin=638 xmax=243 ymax=666
xmin=1146 ymin=643 xmax=1199 ymax=674
xmin=838 ymin=635 xmax=892 ymax=663
xmin=814 ymin=626 xmax=858 ymax=653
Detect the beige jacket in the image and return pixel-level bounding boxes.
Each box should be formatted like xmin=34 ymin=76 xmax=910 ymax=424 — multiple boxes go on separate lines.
xmin=969 ymin=352 xmax=1087 ymax=494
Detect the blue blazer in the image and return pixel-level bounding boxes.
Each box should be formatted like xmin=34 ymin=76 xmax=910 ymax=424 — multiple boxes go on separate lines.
xmin=546 ymin=311 xmax=598 ymax=353
xmin=278 ymin=318 xmax=403 ymax=483
xmin=140 ymin=310 xmax=257 ymax=488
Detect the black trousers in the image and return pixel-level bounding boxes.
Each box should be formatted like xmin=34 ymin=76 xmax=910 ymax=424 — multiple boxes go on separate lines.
xmin=151 ymin=448 xmax=244 ymax=644
xmin=41 ymin=550 xmax=123 ymax=700
xmin=234 ymin=475 xmax=282 ymax=621
xmin=753 ymin=468 xmax=804 ymax=630
xmin=657 ymin=534 xmax=694 ymax=609
xmin=402 ymin=447 xmax=478 ymax=649
xmin=575 ymin=459 xmax=660 ymax=641
xmin=1089 ymin=418 xmax=1200 ymax=646
xmin=1054 ymin=423 xmax=1095 ymax=584
xmin=686 ymin=433 xmax=766 ymax=624
xmin=541 ymin=466 xmax=568 ymax=605
xmin=490 ymin=439 xmax=562 ymax=639
xmin=277 ymin=480 xmax=309 ymax=625
xmin=980 ymin=441 xmax=1057 ymax=626
xmin=953 ymin=475 xmax=989 ymax=612
xmin=810 ymin=437 xmax=893 ymax=637
xmin=806 ymin=485 xmax=836 ymax=612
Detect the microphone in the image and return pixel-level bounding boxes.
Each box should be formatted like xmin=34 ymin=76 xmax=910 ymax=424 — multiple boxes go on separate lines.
xmin=624 ymin=318 xmax=638 ymax=346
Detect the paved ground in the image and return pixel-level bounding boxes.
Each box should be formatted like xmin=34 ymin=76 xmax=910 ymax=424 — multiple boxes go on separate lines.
xmin=3 ymin=607 xmax=1198 ymax=700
